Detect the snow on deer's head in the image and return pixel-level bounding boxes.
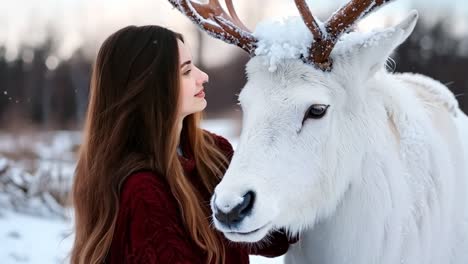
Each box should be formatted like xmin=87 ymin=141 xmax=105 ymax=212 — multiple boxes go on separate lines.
xmin=169 ymin=0 xmax=418 ymax=242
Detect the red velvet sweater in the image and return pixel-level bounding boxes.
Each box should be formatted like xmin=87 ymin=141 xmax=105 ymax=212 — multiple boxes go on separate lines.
xmin=107 ymin=133 xmax=296 ymax=263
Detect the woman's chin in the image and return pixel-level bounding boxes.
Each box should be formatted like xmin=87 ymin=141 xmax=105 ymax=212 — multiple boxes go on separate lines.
xmin=196 ymin=99 xmax=207 ymax=112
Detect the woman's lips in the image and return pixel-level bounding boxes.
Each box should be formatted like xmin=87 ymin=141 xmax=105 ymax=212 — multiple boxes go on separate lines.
xmin=195 ymin=89 xmax=205 ymax=97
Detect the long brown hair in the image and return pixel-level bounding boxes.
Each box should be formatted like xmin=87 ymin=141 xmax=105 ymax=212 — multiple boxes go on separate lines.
xmin=71 ymin=25 xmax=228 ymax=264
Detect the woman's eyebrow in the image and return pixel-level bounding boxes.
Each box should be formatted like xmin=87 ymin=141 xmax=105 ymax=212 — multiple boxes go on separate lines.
xmin=180 ymin=60 xmax=191 ymax=68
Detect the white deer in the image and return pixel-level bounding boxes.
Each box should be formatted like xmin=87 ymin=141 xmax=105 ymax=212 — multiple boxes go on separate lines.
xmin=169 ymin=0 xmax=468 ymax=263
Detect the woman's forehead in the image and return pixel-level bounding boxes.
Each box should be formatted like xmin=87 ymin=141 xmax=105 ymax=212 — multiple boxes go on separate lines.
xmin=177 ymin=39 xmax=192 ymax=64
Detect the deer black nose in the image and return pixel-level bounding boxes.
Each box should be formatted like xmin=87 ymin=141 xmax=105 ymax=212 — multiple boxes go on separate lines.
xmin=214 ymin=191 xmax=255 ymax=227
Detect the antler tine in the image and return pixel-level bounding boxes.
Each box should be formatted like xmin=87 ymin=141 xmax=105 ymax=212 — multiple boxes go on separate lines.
xmin=168 ymin=0 xmax=257 ymax=54
xmin=225 ymin=0 xmax=250 ymax=32
xmin=297 ymin=0 xmax=394 ymax=70
xmin=326 ymin=0 xmax=392 ymax=41
xmin=294 ymin=0 xmax=324 ymax=43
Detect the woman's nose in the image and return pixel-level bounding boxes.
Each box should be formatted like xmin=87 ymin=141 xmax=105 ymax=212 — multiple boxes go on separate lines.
xmin=198 ymin=69 xmax=209 ymax=85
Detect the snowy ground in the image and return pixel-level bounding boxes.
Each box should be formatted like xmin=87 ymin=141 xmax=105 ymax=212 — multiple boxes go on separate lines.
xmin=0 ymin=210 xmax=74 ymax=263
xmin=0 ymin=119 xmax=284 ymax=264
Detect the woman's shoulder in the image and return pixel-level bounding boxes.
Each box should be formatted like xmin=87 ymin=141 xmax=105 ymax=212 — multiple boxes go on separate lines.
xmin=121 ymin=171 xmax=163 ymax=191
xmin=119 ymin=171 xmax=175 ymax=210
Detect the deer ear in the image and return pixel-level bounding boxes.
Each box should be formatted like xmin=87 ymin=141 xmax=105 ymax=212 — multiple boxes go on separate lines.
xmin=340 ymin=10 xmax=419 ymax=78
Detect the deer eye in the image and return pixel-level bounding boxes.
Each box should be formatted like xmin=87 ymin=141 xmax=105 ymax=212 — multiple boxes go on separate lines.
xmin=305 ymin=104 xmax=329 ymax=120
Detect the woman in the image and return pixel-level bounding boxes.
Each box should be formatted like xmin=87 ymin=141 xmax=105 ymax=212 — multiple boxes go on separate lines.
xmin=70 ymin=25 xmax=296 ymax=264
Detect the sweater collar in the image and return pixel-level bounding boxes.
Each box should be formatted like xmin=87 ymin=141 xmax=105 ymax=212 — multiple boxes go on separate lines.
xmin=178 ymin=139 xmax=196 ymax=174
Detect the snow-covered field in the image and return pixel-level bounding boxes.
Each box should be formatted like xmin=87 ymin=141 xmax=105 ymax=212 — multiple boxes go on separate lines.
xmin=0 ymin=210 xmax=74 ymax=263
xmin=0 ymin=119 xmax=284 ymax=264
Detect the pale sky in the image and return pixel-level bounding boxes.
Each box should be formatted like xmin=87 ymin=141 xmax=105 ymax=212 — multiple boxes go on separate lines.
xmin=1 ymin=0 xmax=466 ymax=66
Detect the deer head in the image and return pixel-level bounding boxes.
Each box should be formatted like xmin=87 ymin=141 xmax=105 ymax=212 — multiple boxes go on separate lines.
xmin=169 ymin=0 xmax=418 ymax=242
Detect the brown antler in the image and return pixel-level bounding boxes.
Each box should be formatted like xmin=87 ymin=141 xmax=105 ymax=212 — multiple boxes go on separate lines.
xmin=294 ymin=0 xmax=324 ymax=43
xmin=168 ymin=0 xmax=257 ymax=54
xmin=296 ymin=0 xmax=394 ymax=70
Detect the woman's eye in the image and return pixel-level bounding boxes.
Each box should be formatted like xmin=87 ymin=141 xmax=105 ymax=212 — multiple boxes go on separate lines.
xmin=183 ymin=69 xmax=191 ymax=76
xmin=306 ymin=104 xmax=330 ymax=119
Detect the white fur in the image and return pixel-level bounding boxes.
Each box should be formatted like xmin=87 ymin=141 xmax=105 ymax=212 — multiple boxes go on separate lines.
xmin=211 ymin=11 xmax=468 ymax=264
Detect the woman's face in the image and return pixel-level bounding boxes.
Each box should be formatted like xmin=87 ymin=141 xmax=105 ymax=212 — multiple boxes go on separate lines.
xmin=178 ymin=39 xmax=209 ymax=119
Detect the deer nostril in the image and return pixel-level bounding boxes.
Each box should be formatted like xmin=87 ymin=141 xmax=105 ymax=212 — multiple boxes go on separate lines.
xmin=239 ymin=191 xmax=255 ymax=216
xmin=214 ymin=191 xmax=256 ymax=227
